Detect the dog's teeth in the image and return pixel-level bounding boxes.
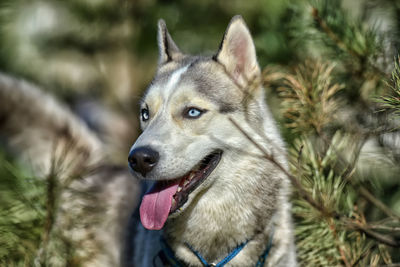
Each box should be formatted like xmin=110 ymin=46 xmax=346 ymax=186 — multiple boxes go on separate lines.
xmin=184 ymin=179 xmax=190 ymax=186
xmin=177 ymin=187 xmax=182 ymax=192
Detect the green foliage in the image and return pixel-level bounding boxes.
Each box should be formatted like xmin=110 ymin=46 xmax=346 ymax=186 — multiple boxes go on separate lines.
xmin=274 ymin=1 xmax=400 ymax=261
xmin=289 ymin=134 xmax=389 ymax=266
xmin=379 ymin=58 xmax=400 ymax=117
xmin=279 ymin=61 xmax=343 ymax=134
xmin=291 ymin=134 xmax=347 ymax=266
xmin=0 ymin=151 xmax=45 ymax=266
xmin=289 ymin=0 xmax=389 ymax=102
xmin=278 ymin=56 xmax=400 ymax=264
xmin=310 ymin=0 xmax=382 ymax=61
xmin=0 ymin=147 xmax=102 ymax=266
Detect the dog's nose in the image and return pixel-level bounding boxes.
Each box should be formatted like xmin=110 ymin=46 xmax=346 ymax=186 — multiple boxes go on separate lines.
xmin=128 ymin=146 xmax=159 ymax=177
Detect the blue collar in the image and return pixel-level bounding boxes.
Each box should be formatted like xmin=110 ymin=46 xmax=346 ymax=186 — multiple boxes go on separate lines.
xmin=156 ymin=232 xmax=274 ymax=267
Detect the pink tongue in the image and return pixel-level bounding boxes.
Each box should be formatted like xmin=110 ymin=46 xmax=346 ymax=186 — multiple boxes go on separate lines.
xmin=140 ymin=181 xmax=180 ymax=230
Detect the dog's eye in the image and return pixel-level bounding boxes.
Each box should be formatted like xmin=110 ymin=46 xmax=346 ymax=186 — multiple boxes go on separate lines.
xmin=184 ymin=107 xmax=205 ymax=119
xmin=141 ymin=108 xmax=150 ymax=121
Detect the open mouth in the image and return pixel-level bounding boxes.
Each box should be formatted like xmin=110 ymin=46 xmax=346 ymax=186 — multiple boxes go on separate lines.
xmin=171 ymin=149 xmax=222 ymax=213
xmin=139 ymin=150 xmax=222 ymax=230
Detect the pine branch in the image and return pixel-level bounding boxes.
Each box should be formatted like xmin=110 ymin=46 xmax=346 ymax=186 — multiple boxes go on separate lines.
xmin=328 ymin=218 xmax=352 ymax=267
xmin=358 ymin=186 xmax=400 ymax=221
xmin=311 ymin=7 xmax=358 ymax=59
xmin=378 ymin=57 xmax=400 ymax=116
xmin=0 ymin=151 xmax=45 ymax=265
xmin=228 ymin=118 xmax=400 ymax=249
xmin=279 ymin=60 xmax=343 ymax=134
xmin=309 ymin=2 xmax=388 ymax=80
xmin=367 ymin=225 xmax=400 ymax=232
xmin=319 ymin=132 xmax=400 ymax=221
xmin=344 ymin=219 xmax=400 ymax=248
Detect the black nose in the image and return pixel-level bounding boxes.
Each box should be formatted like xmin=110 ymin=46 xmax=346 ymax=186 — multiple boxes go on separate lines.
xmin=128 ymin=146 xmax=159 ymax=177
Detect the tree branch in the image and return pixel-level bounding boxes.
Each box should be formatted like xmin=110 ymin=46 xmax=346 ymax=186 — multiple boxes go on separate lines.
xmin=228 ymin=116 xmax=400 ymax=248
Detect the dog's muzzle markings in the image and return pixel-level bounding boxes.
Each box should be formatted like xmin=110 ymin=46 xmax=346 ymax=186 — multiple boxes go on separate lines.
xmin=129 ymin=149 xmax=223 ymax=230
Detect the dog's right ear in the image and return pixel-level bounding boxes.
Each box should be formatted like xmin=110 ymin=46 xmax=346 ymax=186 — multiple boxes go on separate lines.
xmin=157 ymin=19 xmax=182 ymax=64
xmin=214 ymin=15 xmax=260 ymax=87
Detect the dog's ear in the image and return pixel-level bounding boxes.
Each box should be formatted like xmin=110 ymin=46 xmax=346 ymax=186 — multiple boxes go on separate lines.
xmin=215 ymin=15 xmax=260 ymax=87
xmin=157 ymin=19 xmax=182 ymax=64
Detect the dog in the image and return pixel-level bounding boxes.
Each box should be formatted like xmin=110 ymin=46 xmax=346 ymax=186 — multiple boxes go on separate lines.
xmin=128 ymin=15 xmax=297 ymax=266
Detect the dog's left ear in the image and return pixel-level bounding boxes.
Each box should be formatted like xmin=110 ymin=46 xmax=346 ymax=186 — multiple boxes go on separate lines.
xmin=157 ymin=19 xmax=183 ymax=64
xmin=215 ymin=15 xmax=260 ymax=86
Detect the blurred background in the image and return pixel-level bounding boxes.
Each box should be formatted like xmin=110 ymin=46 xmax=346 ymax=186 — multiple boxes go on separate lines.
xmin=0 ymin=0 xmax=399 ymax=266
xmin=0 ymin=0 xmax=300 ymax=163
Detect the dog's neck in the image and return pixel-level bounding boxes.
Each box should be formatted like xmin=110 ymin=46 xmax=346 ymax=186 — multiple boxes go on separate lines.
xmin=163 ymin=162 xmax=282 ymax=265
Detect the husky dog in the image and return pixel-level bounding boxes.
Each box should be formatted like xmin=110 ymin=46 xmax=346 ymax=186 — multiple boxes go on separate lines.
xmin=129 ymin=15 xmax=296 ymax=266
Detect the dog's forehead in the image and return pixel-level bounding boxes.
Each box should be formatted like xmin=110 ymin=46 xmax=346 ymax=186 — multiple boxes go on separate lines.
xmin=145 ymin=57 xmax=243 ymax=113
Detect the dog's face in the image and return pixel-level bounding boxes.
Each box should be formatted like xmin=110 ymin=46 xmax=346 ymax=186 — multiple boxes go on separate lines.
xmin=129 ymin=16 xmax=263 ymax=230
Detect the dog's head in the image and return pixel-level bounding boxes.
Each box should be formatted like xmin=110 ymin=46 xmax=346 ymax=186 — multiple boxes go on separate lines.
xmin=129 ymin=16 xmax=271 ymax=230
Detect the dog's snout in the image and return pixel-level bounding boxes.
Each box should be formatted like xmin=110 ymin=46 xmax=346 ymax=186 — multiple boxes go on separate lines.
xmin=128 ymin=146 xmax=159 ymax=177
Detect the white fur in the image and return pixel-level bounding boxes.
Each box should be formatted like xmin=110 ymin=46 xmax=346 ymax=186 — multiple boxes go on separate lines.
xmin=163 ymin=64 xmax=189 ymax=101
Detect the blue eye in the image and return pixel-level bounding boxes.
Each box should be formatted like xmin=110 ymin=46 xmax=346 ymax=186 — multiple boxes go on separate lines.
xmin=184 ymin=107 xmax=206 ymax=119
xmin=141 ymin=108 xmax=149 ymax=121
xmin=188 ymin=108 xmax=201 ymax=117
